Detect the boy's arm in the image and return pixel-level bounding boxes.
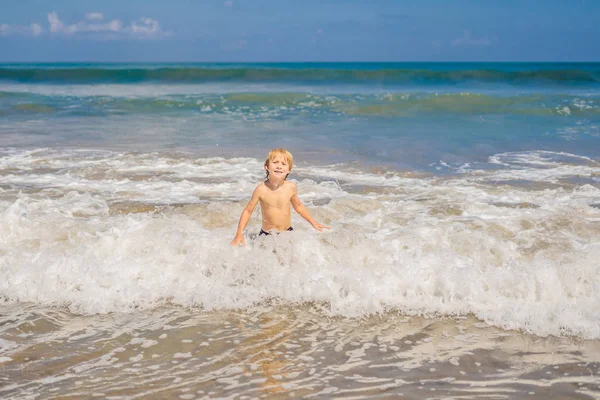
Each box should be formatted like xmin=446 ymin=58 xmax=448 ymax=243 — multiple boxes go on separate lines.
xmin=290 ymin=183 xmax=330 ymax=232
xmin=231 ymin=186 xmax=261 ymax=246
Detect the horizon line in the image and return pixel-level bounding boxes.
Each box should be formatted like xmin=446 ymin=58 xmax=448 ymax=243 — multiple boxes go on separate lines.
xmin=1 ymin=60 xmax=600 ymax=64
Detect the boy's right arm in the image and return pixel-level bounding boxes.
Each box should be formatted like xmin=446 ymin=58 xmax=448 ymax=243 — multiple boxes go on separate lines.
xmin=231 ymin=186 xmax=261 ymax=246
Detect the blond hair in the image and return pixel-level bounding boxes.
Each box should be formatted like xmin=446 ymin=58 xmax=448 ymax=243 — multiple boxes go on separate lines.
xmin=264 ymin=148 xmax=293 ymax=180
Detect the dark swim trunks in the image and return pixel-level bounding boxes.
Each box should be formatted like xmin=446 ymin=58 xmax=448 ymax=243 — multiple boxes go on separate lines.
xmin=259 ymin=227 xmax=294 ymax=236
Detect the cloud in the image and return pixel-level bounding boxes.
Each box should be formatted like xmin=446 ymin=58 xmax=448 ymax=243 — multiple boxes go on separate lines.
xmin=0 ymin=22 xmax=43 ymax=37
xmin=224 ymin=1 xmax=234 ymax=7
xmin=47 ymin=12 xmax=169 ymax=39
xmin=1 ymin=12 xmax=170 ymax=39
xmin=450 ymin=30 xmax=491 ymax=46
xmin=130 ymin=18 xmax=163 ymax=36
xmin=30 ymin=23 xmax=43 ymax=36
xmin=48 ymin=12 xmax=121 ymax=35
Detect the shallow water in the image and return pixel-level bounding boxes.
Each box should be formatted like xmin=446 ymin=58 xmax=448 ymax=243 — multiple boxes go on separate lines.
xmin=1 ymin=304 xmax=599 ymax=399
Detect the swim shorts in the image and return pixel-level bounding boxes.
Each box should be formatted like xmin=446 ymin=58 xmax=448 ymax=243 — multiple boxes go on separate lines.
xmin=259 ymin=227 xmax=294 ymax=236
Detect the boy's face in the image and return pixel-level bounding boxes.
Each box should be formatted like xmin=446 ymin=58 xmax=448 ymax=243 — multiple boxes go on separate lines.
xmin=265 ymin=154 xmax=290 ymax=180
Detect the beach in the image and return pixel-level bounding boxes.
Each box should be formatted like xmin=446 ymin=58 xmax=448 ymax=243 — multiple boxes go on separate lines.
xmin=1 ymin=63 xmax=600 ymax=398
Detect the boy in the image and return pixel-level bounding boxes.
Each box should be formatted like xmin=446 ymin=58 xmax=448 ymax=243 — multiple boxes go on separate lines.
xmin=231 ymin=148 xmax=329 ymax=246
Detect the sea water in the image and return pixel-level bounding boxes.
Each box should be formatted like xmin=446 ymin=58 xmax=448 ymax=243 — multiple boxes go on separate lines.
xmin=1 ymin=63 xmax=599 ymax=398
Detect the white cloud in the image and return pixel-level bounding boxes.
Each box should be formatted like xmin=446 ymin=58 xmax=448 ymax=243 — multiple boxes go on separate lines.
xmin=30 ymin=23 xmax=43 ymax=37
xmin=224 ymin=1 xmax=234 ymax=7
xmin=451 ymin=30 xmax=491 ymax=46
xmin=46 ymin=12 xmax=169 ymax=39
xmin=0 ymin=22 xmax=43 ymax=37
xmin=48 ymin=11 xmax=121 ymax=35
xmin=48 ymin=12 xmax=69 ymax=34
xmin=130 ymin=18 xmax=161 ymax=35
xmin=1 ymin=12 xmax=169 ymax=40
xmin=86 ymin=13 xmax=104 ymax=21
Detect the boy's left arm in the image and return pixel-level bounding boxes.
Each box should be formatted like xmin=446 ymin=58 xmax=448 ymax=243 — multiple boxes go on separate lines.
xmin=290 ymin=183 xmax=330 ymax=232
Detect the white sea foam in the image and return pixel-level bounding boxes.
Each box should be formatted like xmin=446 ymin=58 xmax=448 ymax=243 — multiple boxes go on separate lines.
xmin=0 ymin=148 xmax=599 ymax=338
xmin=470 ymin=151 xmax=600 ymax=183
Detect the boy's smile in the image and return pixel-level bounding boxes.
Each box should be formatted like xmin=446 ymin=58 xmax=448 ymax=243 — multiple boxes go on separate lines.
xmin=265 ymin=154 xmax=290 ymax=180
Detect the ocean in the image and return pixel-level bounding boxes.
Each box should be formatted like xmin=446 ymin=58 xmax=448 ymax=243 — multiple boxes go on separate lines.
xmin=1 ymin=63 xmax=599 ymax=398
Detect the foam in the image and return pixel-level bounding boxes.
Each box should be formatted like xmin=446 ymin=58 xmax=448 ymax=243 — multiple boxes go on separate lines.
xmin=455 ymin=150 xmax=600 ymax=183
xmin=0 ymin=148 xmax=599 ymax=339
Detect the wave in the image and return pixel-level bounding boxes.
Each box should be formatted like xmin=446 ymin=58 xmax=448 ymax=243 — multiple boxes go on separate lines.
xmin=0 ymin=148 xmax=599 ymax=338
xmin=1 ymin=64 xmax=600 ymax=85
xmin=1 ymin=90 xmax=599 ymax=117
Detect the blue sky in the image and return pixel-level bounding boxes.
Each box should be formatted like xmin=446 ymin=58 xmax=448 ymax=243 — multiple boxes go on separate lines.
xmin=1 ymin=0 xmax=599 ymax=62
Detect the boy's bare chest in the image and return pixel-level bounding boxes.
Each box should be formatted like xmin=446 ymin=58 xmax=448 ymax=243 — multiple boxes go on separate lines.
xmin=260 ymin=191 xmax=291 ymax=209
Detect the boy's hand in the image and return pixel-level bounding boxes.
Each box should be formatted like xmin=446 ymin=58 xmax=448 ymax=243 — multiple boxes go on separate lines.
xmin=231 ymin=235 xmax=246 ymax=247
xmin=312 ymin=222 xmax=330 ymax=232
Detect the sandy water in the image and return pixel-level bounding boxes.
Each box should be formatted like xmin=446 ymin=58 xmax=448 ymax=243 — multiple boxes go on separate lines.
xmin=2 ymin=304 xmax=600 ymax=399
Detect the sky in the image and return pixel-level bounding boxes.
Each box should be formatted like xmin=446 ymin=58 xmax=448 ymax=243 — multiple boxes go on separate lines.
xmin=1 ymin=0 xmax=599 ymax=62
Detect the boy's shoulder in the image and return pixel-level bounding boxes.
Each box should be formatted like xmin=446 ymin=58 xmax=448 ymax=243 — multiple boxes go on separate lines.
xmin=282 ymin=180 xmax=297 ymax=191
xmin=254 ymin=181 xmax=267 ymax=192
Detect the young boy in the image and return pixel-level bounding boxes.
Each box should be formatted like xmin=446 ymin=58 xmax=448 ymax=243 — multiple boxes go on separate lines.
xmin=231 ymin=148 xmax=329 ymax=246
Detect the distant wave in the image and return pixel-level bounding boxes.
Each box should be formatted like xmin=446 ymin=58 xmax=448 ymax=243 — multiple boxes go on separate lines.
xmin=1 ymin=90 xmax=598 ymax=117
xmin=1 ymin=65 xmax=600 ymax=84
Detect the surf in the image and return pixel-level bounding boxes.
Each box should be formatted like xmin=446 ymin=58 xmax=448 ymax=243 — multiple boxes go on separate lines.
xmin=0 ymin=148 xmax=599 ymax=339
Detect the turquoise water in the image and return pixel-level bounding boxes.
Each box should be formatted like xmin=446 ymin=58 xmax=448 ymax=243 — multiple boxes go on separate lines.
xmin=1 ymin=62 xmax=599 ymax=172
xmin=2 ymin=62 xmax=600 ymax=84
